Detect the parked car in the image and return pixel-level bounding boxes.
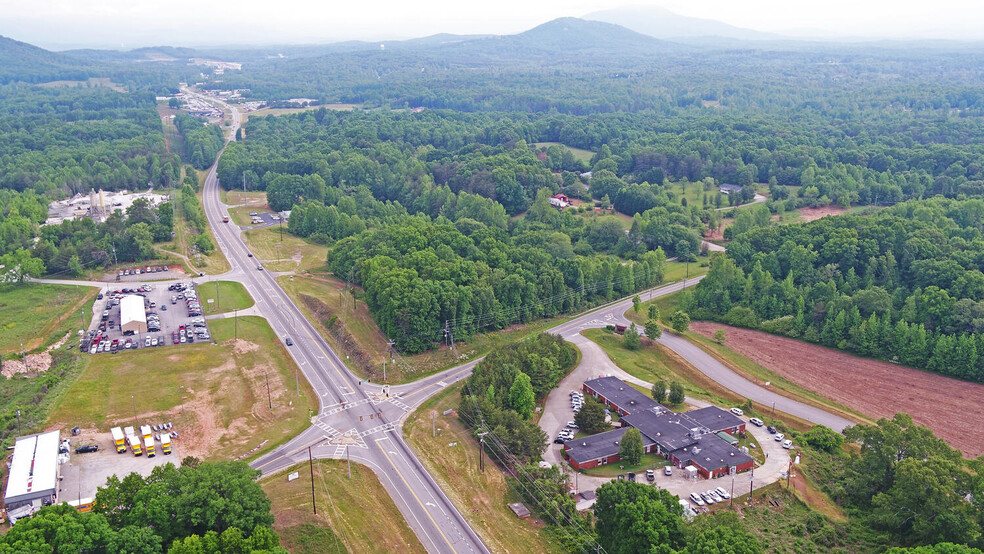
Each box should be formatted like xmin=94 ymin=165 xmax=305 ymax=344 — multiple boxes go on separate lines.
xmin=749 ymin=417 xmax=764 ymax=427
xmin=730 ymin=407 xmax=744 ymax=416
xmin=767 ymin=426 xmax=777 ymax=434
xmin=782 ymin=440 xmax=793 ymax=449
xmin=646 ymin=469 xmax=655 ymax=482
xmin=700 ymin=492 xmax=715 ymax=504
xmin=689 ymin=493 xmax=705 ymax=506
xmin=566 ymin=421 xmax=578 ymax=429
xmin=775 ymin=433 xmax=785 ymax=442
xmin=707 ymin=490 xmax=723 ymax=502
xmin=75 ymin=444 xmax=99 ymax=454
xmin=664 ymin=466 xmax=673 ymax=476
xmin=714 ymin=486 xmax=731 ymax=499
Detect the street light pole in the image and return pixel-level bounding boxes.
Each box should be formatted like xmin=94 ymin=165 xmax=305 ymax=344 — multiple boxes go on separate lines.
xmin=131 ymin=394 xmax=137 ymax=427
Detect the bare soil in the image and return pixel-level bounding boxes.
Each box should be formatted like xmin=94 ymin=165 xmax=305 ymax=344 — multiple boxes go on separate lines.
xmin=691 ymin=322 xmax=984 ymax=457
xmin=797 ymin=205 xmax=849 ymax=222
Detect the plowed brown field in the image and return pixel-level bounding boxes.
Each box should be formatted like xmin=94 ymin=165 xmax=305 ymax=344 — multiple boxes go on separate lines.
xmin=691 ymin=322 xmax=984 ymax=457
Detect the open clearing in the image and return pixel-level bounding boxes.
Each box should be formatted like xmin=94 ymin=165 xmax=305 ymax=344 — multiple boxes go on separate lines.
xmin=796 ymin=205 xmax=850 ymax=222
xmin=532 ymin=141 xmax=595 ymax=163
xmin=404 ymin=381 xmax=563 ymax=554
xmin=197 ymin=280 xmax=254 ymax=314
xmin=244 ymin=227 xmax=329 ymax=274
xmin=0 ymin=283 xmax=97 ymax=354
xmin=262 ymin=459 xmax=424 ymax=554
xmin=690 ymin=322 xmax=984 ymax=457
xmin=47 ymin=316 xmax=317 ymax=461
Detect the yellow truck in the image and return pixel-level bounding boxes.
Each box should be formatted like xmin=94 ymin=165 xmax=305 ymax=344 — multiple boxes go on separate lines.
xmin=128 ymin=434 xmax=142 ymax=456
xmin=140 ymin=425 xmax=152 ymax=441
xmin=161 ymin=434 xmax=172 ymax=455
xmin=111 ymin=427 xmax=126 ymax=453
xmin=144 ymin=436 xmax=155 ymax=457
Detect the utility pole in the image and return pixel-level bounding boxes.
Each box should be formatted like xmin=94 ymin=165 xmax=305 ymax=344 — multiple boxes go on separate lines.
xmin=308 ymin=446 xmax=317 ymax=515
xmin=731 ymin=475 xmax=735 ymax=507
xmin=477 ymin=432 xmax=487 ymax=472
xmin=131 ymin=395 xmax=137 ymax=427
xmin=242 ymin=173 xmax=247 ymax=206
xmin=295 ymin=367 xmax=299 ymax=397
xmin=347 ymin=445 xmax=351 ymax=479
xmin=16 ymin=410 xmax=21 ymax=436
xmin=771 ymin=401 xmax=776 ymax=420
xmin=81 ymin=309 xmax=85 ymax=329
xmin=265 ymin=372 xmax=272 ymax=409
xmin=215 ymin=280 xmax=220 ymax=311
xmin=432 ymin=412 xmax=436 ymax=437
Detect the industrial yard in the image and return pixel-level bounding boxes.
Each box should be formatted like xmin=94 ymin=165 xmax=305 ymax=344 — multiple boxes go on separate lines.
xmin=45 ymin=189 xmax=169 ymax=226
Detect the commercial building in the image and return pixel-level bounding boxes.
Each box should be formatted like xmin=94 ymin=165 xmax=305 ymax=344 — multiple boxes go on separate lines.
xmin=564 ymin=378 xmax=755 ymax=478
xmin=120 ymin=294 xmax=147 ymax=335
xmin=4 ymin=430 xmax=61 ymax=524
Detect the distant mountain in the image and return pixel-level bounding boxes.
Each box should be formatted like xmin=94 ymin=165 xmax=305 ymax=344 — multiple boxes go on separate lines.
xmin=512 ymin=17 xmax=669 ymax=52
xmin=583 ymin=6 xmax=783 ymax=41
xmin=0 ymin=35 xmax=98 ymax=84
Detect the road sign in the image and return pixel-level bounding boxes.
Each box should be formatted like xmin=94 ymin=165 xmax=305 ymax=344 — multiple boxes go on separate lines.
xmin=288 ymin=471 xmax=299 ymax=482
xmin=207 ymin=299 xmax=214 ymax=303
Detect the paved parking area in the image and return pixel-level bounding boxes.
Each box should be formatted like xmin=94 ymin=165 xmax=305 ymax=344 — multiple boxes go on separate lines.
xmin=240 ymin=210 xmax=283 ymax=229
xmin=82 ymin=280 xmax=212 ymax=354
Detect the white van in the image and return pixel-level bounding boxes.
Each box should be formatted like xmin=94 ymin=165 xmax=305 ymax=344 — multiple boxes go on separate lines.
xmin=782 ymin=439 xmax=793 ymax=449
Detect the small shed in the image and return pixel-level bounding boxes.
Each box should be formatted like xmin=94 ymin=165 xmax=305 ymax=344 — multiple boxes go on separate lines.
xmin=684 ymin=465 xmax=699 ymax=480
xmin=716 ymin=431 xmax=739 ymax=446
xmin=508 ymin=502 xmax=531 ymax=519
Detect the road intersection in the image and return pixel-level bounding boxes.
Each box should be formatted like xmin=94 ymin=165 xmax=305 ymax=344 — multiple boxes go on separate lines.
xmin=73 ymin=88 xmax=856 ymax=553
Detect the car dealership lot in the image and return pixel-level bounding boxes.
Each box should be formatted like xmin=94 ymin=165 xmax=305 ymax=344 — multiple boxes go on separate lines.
xmin=82 ymin=281 xmax=211 ymax=353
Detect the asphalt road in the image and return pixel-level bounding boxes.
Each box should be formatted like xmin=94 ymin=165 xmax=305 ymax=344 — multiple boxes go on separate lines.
xmin=187 ymin=91 xmax=489 ymax=554
xmin=168 ymin=88 xmax=852 ymax=553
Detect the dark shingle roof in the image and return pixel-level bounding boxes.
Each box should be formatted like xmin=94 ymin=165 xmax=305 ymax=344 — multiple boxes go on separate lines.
xmin=685 ymin=406 xmax=744 ymax=434
xmin=621 ymin=408 xmax=699 ymax=452
xmin=584 ymin=376 xmax=658 ymax=415
xmin=565 ymin=428 xmax=631 ymax=465
xmin=669 ymin=434 xmax=754 ymax=472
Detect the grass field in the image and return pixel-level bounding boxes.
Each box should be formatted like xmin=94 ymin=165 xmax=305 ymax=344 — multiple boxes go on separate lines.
xmin=404 ymin=381 xmax=564 ymax=553
xmin=532 ymin=142 xmax=595 ymax=163
xmin=197 ymin=280 xmax=255 ymax=314
xmin=39 ymin=77 xmax=126 ymax=92
xmin=244 ymin=228 xmax=329 ymax=274
xmin=47 ymin=316 xmax=317 ymax=461
xmin=166 ymin=181 xmax=231 ymax=274
xmin=240 ymin=104 xmax=357 ymax=126
xmin=220 ymin=189 xmax=268 ymax=207
xmin=278 ymin=274 xmax=571 ymax=383
xmin=0 ymin=283 xmax=98 ymax=354
xmin=262 ymin=460 xmax=424 ymax=554
xmin=663 ymin=258 xmax=709 ymax=283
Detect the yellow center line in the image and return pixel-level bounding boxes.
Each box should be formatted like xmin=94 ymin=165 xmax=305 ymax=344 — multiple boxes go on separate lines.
xmin=253 ymin=435 xmax=330 ymax=470
xmin=375 ymin=437 xmax=458 ymax=553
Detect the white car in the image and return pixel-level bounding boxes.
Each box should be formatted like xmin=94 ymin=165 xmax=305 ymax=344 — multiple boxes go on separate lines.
xmin=567 ymin=421 xmax=579 ymax=429
xmin=714 ymin=486 xmax=731 ymax=499
xmin=730 ymin=407 xmax=744 ymax=416
xmin=89 ymin=345 xmax=97 ymax=354
xmin=748 ymin=417 xmax=764 ymax=427
xmin=782 ymin=440 xmax=793 ymax=449
xmin=707 ymin=490 xmax=723 ymax=502
xmin=775 ymin=433 xmax=785 ymax=442
xmin=689 ymin=493 xmax=705 ymax=506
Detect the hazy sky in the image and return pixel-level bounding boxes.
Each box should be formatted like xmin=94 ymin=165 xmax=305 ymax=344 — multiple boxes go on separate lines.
xmin=3 ymin=0 xmax=984 ymax=49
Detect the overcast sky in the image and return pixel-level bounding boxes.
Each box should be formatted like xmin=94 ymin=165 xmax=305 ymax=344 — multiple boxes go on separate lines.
xmin=3 ymin=0 xmax=984 ymax=50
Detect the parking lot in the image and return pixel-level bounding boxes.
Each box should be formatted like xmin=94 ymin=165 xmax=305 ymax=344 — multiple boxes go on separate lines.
xmin=245 ymin=210 xmax=282 ymax=227
xmin=59 ymin=426 xmax=183 ymax=503
xmin=82 ymin=280 xmax=212 ymax=354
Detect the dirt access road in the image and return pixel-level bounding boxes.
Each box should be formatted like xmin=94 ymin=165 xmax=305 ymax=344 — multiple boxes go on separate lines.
xmin=691 ymin=322 xmax=984 ymax=457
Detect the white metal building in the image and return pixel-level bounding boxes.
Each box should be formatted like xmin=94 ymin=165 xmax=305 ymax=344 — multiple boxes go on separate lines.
xmin=120 ymin=294 xmax=147 ymax=335
xmin=4 ymin=430 xmax=61 ymax=522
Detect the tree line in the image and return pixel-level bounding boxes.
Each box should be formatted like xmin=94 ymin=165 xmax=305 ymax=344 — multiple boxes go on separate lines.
xmin=692 ymin=197 xmax=984 ymax=383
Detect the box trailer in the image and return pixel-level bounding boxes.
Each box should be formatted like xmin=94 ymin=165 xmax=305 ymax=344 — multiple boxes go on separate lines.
xmin=140 ymin=425 xmax=152 ymax=441
xmin=111 ymin=427 xmax=126 ymax=453
xmin=128 ymin=434 xmax=142 ymax=456
xmin=144 ymin=436 xmax=155 ymax=457
xmin=161 ymin=434 xmax=172 ymax=455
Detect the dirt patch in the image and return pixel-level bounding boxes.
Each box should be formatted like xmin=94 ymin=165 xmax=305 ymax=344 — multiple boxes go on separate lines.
xmin=231 ymin=339 xmax=260 ymax=354
xmin=691 ymin=322 xmax=984 ymax=457
xmin=797 ymin=205 xmax=848 ymax=222
xmin=2 ymin=351 xmax=54 ymax=378
xmin=702 ymin=225 xmax=726 ymax=242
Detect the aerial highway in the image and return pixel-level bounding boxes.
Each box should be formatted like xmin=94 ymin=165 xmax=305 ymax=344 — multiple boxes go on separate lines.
xmin=188 ymin=88 xmax=853 ymax=553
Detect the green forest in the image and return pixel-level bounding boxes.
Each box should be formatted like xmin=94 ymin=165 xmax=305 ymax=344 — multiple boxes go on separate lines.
xmin=692 ymin=197 xmax=984 ymax=382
